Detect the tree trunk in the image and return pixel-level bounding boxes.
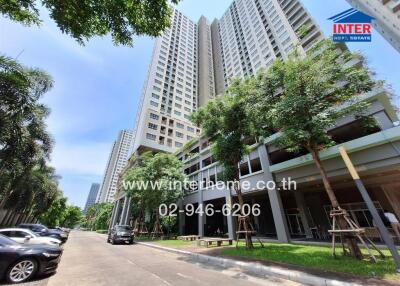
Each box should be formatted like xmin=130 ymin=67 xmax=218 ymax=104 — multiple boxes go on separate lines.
xmin=234 ymin=169 xmax=253 ymax=249
xmin=308 ymin=147 xmax=362 ymax=259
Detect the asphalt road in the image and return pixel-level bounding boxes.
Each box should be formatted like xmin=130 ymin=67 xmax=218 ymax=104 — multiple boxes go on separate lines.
xmin=17 ymin=231 xmax=303 ymax=286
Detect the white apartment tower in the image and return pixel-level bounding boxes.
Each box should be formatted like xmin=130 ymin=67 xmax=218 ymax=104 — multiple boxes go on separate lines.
xmin=97 ymin=130 xmax=134 ymax=203
xmin=346 ymin=0 xmax=400 ymax=52
xmin=131 ymin=0 xmax=323 ymax=155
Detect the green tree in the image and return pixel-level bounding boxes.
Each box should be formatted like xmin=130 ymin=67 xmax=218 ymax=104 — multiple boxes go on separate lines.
xmin=84 ymin=203 xmax=113 ymax=230
xmin=190 ymin=79 xmax=258 ymax=249
xmin=124 ymin=152 xmax=185 ymax=236
xmin=251 ymin=39 xmax=375 ymax=258
xmin=0 ymin=55 xmax=53 ymax=210
xmin=160 ymin=215 xmax=177 ymax=238
xmin=62 ymin=206 xmax=83 ymax=228
xmin=94 ymin=203 xmax=113 ymax=230
xmin=0 ymin=0 xmax=180 ymax=46
xmin=39 ymin=195 xmax=67 ymax=227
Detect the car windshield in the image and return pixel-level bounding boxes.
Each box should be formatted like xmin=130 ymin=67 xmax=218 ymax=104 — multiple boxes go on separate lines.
xmin=116 ymin=226 xmax=132 ymax=231
xmin=0 ymin=234 xmax=19 ymax=246
xmin=37 ymin=224 xmax=49 ymax=231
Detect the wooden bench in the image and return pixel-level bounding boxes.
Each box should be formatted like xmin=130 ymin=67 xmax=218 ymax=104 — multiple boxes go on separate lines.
xmin=197 ymin=238 xmax=233 ymax=248
xmin=177 ymin=235 xmax=200 ymax=241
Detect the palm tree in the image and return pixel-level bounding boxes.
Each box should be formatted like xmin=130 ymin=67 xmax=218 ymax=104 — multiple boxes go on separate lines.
xmin=0 ymin=55 xmax=53 ymax=210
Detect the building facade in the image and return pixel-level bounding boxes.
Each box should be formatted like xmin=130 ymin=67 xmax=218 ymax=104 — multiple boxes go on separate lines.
xmin=111 ymin=0 xmax=325 ymax=227
xmin=177 ymin=89 xmax=400 ymax=242
xmin=83 ymin=183 xmax=100 ymax=213
xmin=96 ymin=130 xmax=134 ymax=203
xmin=130 ymin=0 xmax=323 ymax=158
xmin=346 ymin=0 xmax=400 ymax=52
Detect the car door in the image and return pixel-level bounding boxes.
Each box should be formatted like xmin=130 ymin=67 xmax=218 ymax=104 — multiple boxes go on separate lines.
xmin=0 ymin=237 xmax=20 ymax=278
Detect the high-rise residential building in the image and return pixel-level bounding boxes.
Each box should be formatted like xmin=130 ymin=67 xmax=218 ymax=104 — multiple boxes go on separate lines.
xmin=346 ymin=0 xmax=400 ymax=52
xmin=83 ymin=183 xmax=100 ymax=213
xmin=112 ymin=0 xmax=324 ymax=228
xmin=132 ymin=9 xmax=203 ymax=155
xmin=96 ymin=130 xmax=134 ymax=203
xmin=131 ymin=0 xmax=323 ymax=157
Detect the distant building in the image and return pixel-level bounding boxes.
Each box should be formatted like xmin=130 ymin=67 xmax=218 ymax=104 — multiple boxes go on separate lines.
xmin=346 ymin=0 xmax=400 ymax=52
xmin=96 ymin=130 xmax=134 ymax=203
xmin=83 ymin=183 xmax=100 ymax=213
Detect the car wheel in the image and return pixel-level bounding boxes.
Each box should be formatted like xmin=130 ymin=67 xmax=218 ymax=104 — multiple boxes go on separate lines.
xmin=111 ymin=238 xmax=115 ymax=245
xmin=6 ymin=258 xmax=37 ymax=283
xmin=129 ymin=240 xmax=134 ymax=245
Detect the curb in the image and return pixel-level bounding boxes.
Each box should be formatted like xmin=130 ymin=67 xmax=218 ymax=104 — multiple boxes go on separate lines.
xmin=136 ymin=241 xmax=363 ymax=286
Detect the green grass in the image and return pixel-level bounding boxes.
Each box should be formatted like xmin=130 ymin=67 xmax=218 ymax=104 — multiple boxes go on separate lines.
xmin=134 ymin=237 xmax=196 ymax=247
xmin=222 ymin=242 xmax=400 ymax=281
xmin=153 ymin=240 xmax=197 ymax=248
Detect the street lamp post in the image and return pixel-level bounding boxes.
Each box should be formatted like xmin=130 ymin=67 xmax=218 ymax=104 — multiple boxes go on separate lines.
xmin=338 ymin=146 xmax=400 ymax=273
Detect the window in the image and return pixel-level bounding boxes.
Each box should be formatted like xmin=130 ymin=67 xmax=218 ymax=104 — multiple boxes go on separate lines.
xmin=148 ymin=123 xmax=158 ymax=130
xmin=150 ymin=113 xmax=159 ymax=120
xmin=175 ymin=142 xmax=183 ymax=147
xmin=239 ymin=162 xmax=250 ymax=176
xmin=187 ymin=126 xmax=194 ymax=132
xmin=176 ymin=132 xmax=184 ymax=138
xmin=150 ymin=101 xmax=159 ymax=107
xmin=176 ymin=122 xmax=184 ymax=129
xmin=250 ymin=158 xmax=262 ymax=173
xmin=146 ymin=133 xmax=156 ymax=141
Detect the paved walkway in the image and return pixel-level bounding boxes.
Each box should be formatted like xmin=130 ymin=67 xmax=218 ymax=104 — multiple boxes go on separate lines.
xmin=19 ymin=231 xmax=303 ymax=286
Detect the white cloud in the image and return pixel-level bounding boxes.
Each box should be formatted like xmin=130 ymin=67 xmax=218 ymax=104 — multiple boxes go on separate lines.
xmin=50 ymin=141 xmax=111 ymax=176
xmin=41 ymin=25 xmax=104 ymax=65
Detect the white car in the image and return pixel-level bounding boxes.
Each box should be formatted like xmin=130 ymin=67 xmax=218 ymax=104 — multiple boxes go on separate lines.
xmin=0 ymin=228 xmax=61 ymax=246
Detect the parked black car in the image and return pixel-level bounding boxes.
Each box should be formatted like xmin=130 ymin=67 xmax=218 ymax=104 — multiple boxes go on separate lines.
xmin=0 ymin=234 xmax=63 ymax=283
xmin=107 ymin=225 xmax=134 ymax=244
xmin=17 ymin=224 xmax=68 ymax=243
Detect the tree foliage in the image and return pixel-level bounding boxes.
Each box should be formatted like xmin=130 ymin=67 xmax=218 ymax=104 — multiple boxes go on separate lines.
xmin=247 ymin=39 xmax=376 ymax=258
xmin=191 ymin=79 xmax=257 ymax=201
xmin=84 ymin=203 xmax=113 ymax=230
xmin=124 ymin=152 xmax=185 ymax=217
xmin=0 ymin=0 xmax=180 ymax=46
xmin=190 ymin=79 xmax=258 ymax=248
xmin=38 ymin=195 xmax=67 ymax=227
xmin=253 ymin=40 xmax=374 ymax=155
xmin=62 ymin=205 xmax=83 ymax=228
xmin=0 ymin=55 xmax=62 ymax=223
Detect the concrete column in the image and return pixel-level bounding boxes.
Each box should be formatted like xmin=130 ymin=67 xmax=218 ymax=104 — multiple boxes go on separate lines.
xmin=198 ymin=189 xmax=205 ymax=237
xmin=178 ymin=199 xmax=185 ymax=235
xmin=119 ymin=197 xmax=128 ymax=225
xmin=267 ymin=188 xmax=291 ymax=242
xmin=110 ymin=199 xmax=121 ymax=228
xmin=258 ymin=144 xmax=291 ymax=243
xmin=225 ymin=190 xmax=236 ymax=239
xmin=294 ymin=191 xmax=312 ymax=238
xmin=122 ymin=197 xmax=132 ymax=225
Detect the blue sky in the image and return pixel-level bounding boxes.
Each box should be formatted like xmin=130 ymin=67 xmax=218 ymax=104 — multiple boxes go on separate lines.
xmin=1 ymin=0 xmax=399 ymax=208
